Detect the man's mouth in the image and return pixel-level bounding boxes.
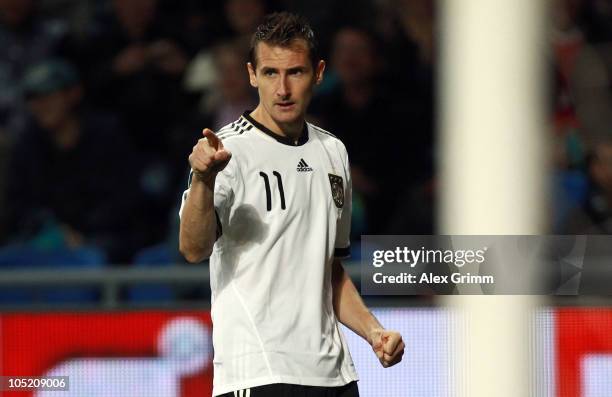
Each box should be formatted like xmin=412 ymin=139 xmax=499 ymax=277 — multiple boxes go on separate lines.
xmin=276 ymin=102 xmax=295 ymax=109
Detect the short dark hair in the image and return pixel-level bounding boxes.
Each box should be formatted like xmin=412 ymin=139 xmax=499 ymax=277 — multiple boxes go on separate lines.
xmin=249 ymin=12 xmax=319 ymax=69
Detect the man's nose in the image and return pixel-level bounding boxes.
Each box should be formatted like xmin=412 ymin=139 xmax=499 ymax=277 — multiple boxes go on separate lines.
xmin=276 ymin=76 xmax=290 ymax=98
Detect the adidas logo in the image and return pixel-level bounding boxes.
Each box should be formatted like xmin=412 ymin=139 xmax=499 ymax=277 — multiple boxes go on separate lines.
xmin=297 ymin=158 xmax=313 ymax=172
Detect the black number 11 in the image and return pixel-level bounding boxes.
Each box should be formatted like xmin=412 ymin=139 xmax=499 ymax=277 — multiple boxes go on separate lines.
xmin=259 ymin=171 xmax=286 ymax=211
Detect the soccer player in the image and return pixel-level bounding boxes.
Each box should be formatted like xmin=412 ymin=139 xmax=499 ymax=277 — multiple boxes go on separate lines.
xmin=179 ymin=12 xmax=404 ymax=397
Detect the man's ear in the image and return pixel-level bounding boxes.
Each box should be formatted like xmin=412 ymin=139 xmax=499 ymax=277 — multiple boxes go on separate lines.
xmin=315 ymin=60 xmax=326 ymax=85
xmin=247 ymin=62 xmax=258 ymax=87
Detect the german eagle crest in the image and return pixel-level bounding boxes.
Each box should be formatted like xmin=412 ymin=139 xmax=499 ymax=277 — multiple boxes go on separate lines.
xmin=328 ymin=174 xmax=344 ymax=208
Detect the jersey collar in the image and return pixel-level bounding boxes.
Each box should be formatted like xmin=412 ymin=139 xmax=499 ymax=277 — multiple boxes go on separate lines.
xmin=242 ymin=111 xmax=309 ymax=146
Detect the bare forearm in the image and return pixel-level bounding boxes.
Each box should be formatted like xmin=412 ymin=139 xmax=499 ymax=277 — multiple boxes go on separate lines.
xmin=332 ymin=259 xmax=405 ymax=367
xmin=332 ymin=259 xmax=383 ymax=343
xmin=179 ymin=177 xmax=217 ymax=263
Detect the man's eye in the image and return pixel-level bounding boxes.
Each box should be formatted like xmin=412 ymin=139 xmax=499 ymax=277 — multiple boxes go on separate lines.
xmin=264 ymin=70 xmax=276 ymax=76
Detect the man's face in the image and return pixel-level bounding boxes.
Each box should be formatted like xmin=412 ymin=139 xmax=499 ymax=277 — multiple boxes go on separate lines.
xmin=248 ymin=40 xmax=324 ymax=128
xmin=331 ymin=28 xmax=377 ymax=86
xmin=215 ymin=47 xmax=251 ymax=102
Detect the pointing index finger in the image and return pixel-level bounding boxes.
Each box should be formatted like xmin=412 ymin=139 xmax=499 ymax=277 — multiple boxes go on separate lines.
xmin=202 ymin=128 xmax=222 ymax=149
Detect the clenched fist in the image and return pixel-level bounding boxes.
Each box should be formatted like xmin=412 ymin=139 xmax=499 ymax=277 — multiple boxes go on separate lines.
xmin=189 ymin=128 xmax=232 ymax=183
xmin=369 ymin=328 xmax=405 ymax=368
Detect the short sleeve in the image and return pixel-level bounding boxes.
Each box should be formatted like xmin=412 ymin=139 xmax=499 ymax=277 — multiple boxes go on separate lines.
xmin=212 ymin=161 xmax=235 ymax=225
xmin=334 ymin=144 xmax=352 ymax=259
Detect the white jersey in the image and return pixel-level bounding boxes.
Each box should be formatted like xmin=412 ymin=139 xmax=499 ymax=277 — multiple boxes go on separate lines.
xmin=179 ymin=112 xmax=358 ymax=396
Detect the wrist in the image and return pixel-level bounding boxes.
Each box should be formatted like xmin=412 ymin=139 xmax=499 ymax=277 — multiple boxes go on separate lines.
xmin=366 ymin=325 xmax=385 ymax=346
xmin=192 ymin=169 xmax=216 ymax=188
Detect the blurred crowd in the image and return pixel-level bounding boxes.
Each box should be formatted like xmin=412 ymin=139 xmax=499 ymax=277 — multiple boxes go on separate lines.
xmin=0 ymin=0 xmax=435 ymax=265
xmin=0 ymin=0 xmax=610 ymax=268
xmin=550 ymin=0 xmax=612 ymax=234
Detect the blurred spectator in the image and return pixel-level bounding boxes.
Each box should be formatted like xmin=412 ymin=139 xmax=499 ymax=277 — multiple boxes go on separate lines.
xmin=552 ymin=0 xmax=584 ymax=83
xmin=153 ymin=1 xmax=224 ymax=55
xmin=580 ymin=0 xmax=612 ymax=43
xmin=378 ymin=0 xmax=435 ymax=100
xmin=377 ymin=0 xmax=436 ymax=234
xmin=72 ymin=0 xmax=199 ymax=246
xmin=1 ymin=59 xmax=139 ymax=263
xmin=183 ymin=0 xmax=267 ymax=96
xmin=311 ymin=25 xmax=432 ymax=234
xmin=225 ymin=0 xmax=267 ymax=40
xmin=563 ymin=138 xmax=612 ymax=233
xmin=202 ymin=40 xmax=258 ymax=129
xmin=548 ymin=0 xmax=612 ymax=231
xmin=80 ymin=0 xmax=190 ymax=154
xmin=549 ymin=0 xmax=612 ymax=169
xmin=570 ymin=43 xmax=612 ymax=148
xmin=38 ymin=0 xmax=96 ymax=39
xmin=550 ymin=0 xmax=586 ymax=171
xmin=393 ymin=0 xmax=435 ymax=65
xmin=0 ymin=0 xmax=69 ymax=133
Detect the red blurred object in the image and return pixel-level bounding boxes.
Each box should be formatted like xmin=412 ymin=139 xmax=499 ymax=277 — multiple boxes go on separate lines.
xmin=557 ymin=308 xmax=612 ymax=397
xmin=0 ymin=311 xmax=213 ymax=397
